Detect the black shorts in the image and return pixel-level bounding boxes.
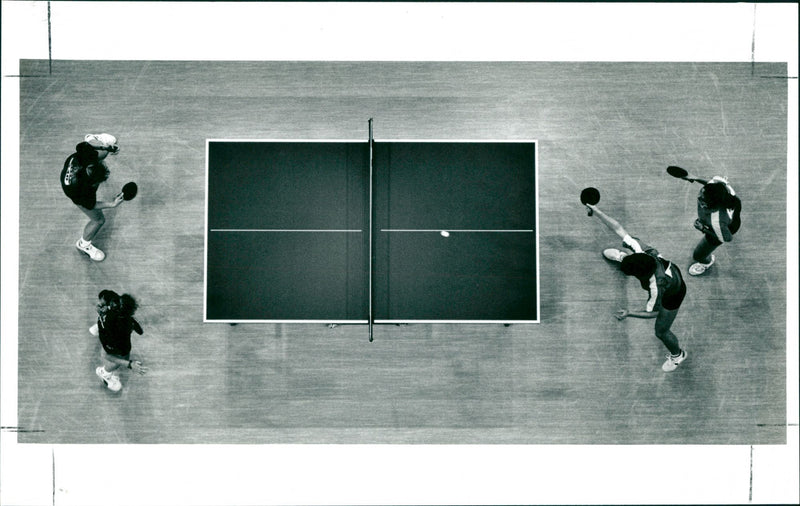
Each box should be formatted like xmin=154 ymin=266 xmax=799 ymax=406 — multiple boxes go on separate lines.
xmin=101 ymin=345 xmax=131 ymax=359
xmin=661 ymin=266 xmax=687 ymax=311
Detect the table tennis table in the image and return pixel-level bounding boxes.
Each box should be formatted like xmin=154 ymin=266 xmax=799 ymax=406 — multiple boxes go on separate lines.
xmin=204 ymin=134 xmax=539 ymax=329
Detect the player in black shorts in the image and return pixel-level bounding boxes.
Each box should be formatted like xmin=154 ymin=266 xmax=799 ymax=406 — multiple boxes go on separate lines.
xmin=585 ymin=203 xmax=688 ymax=372
xmin=91 ymin=290 xmax=147 ymax=392
xmin=60 ymin=134 xmax=124 ymax=261
xmin=688 ymin=176 xmax=741 ymax=275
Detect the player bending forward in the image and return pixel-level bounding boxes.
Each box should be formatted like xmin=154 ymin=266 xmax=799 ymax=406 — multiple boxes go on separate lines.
xmin=92 ymin=290 xmax=148 ymax=392
xmin=585 ymin=202 xmax=688 ymax=372
xmin=60 ymin=134 xmax=124 ymax=261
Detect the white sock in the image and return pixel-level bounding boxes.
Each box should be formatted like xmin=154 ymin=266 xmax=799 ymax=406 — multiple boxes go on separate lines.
xmin=79 ymin=237 xmax=91 ymax=247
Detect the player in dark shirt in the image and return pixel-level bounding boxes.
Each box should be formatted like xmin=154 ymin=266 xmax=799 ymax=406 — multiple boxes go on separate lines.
xmin=91 ymin=290 xmax=147 ymax=392
xmin=61 ymin=134 xmax=125 ymax=261
xmin=585 ymin=202 xmax=688 ymax=372
xmin=688 ymin=176 xmax=741 ymax=275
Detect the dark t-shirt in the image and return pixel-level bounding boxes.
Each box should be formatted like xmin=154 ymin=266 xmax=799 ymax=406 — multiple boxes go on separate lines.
xmin=60 ymin=153 xmax=106 ymax=209
xmin=98 ymin=313 xmax=143 ymax=356
xmin=622 ymin=235 xmax=683 ymax=311
xmin=641 ymin=255 xmax=683 ymax=295
xmin=696 ymin=178 xmax=742 ymax=241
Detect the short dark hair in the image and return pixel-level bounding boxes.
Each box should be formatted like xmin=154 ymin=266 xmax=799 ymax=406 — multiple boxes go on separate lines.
xmin=75 ymin=142 xmax=99 ymax=166
xmin=701 ymin=182 xmax=729 ymax=209
xmin=119 ymin=293 xmax=138 ymax=317
xmin=620 ymin=253 xmax=656 ymax=278
xmin=98 ymin=289 xmax=120 ymax=309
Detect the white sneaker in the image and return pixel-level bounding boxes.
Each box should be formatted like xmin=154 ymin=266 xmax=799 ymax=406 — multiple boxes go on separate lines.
xmin=662 ymin=350 xmax=687 ymax=372
xmin=76 ymin=240 xmax=105 ymax=261
xmin=689 ymin=255 xmax=715 ymax=276
xmin=603 ymin=248 xmax=628 ymax=263
xmin=89 ymin=324 xmax=99 ymax=336
xmin=106 ymin=375 xmax=122 ymax=392
xmin=96 ymin=366 xmax=112 ymax=385
xmin=96 ymin=367 xmax=122 ymax=391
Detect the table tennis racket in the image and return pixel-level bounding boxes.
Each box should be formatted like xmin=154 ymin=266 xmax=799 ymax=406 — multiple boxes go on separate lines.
xmin=580 ymin=187 xmax=600 ymax=216
xmin=666 ymin=165 xmax=700 ymax=183
xmin=121 ymin=181 xmax=138 ymax=201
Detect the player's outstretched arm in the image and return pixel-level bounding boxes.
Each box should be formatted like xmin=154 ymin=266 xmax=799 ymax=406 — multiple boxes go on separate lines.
xmin=586 ymin=204 xmax=628 ymax=240
xmin=616 ymin=308 xmax=658 ymax=320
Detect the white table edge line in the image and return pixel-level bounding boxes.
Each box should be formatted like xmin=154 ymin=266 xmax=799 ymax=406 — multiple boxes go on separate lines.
xmin=379 ymin=229 xmax=534 ymax=233
xmin=210 ymin=229 xmax=363 ymax=232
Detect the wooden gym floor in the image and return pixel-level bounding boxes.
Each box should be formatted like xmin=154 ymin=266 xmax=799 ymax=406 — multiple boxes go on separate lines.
xmin=15 ymin=60 xmax=787 ymax=444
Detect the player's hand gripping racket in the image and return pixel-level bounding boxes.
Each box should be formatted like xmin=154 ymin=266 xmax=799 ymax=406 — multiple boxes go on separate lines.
xmin=580 ymin=187 xmax=601 ymax=216
xmin=666 ymin=165 xmax=701 ymax=183
xmin=121 ymin=181 xmax=138 ymax=201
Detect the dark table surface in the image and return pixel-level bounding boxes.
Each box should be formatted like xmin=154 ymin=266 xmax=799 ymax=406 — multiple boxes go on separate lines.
xmin=206 ymin=140 xmax=537 ymax=322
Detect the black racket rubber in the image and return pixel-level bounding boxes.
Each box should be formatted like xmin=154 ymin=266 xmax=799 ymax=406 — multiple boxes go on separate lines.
xmin=580 ymin=187 xmax=600 ymax=205
xmin=667 ymin=165 xmax=689 ymax=178
xmin=580 ymin=187 xmax=600 ymax=216
xmin=122 ymin=181 xmax=138 ymax=201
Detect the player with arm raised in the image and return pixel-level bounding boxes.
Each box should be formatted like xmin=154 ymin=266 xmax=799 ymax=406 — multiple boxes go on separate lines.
xmin=60 ymin=134 xmax=124 ymax=261
xmin=584 ymin=200 xmax=688 ymax=372
xmin=667 ymin=166 xmax=742 ymax=275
